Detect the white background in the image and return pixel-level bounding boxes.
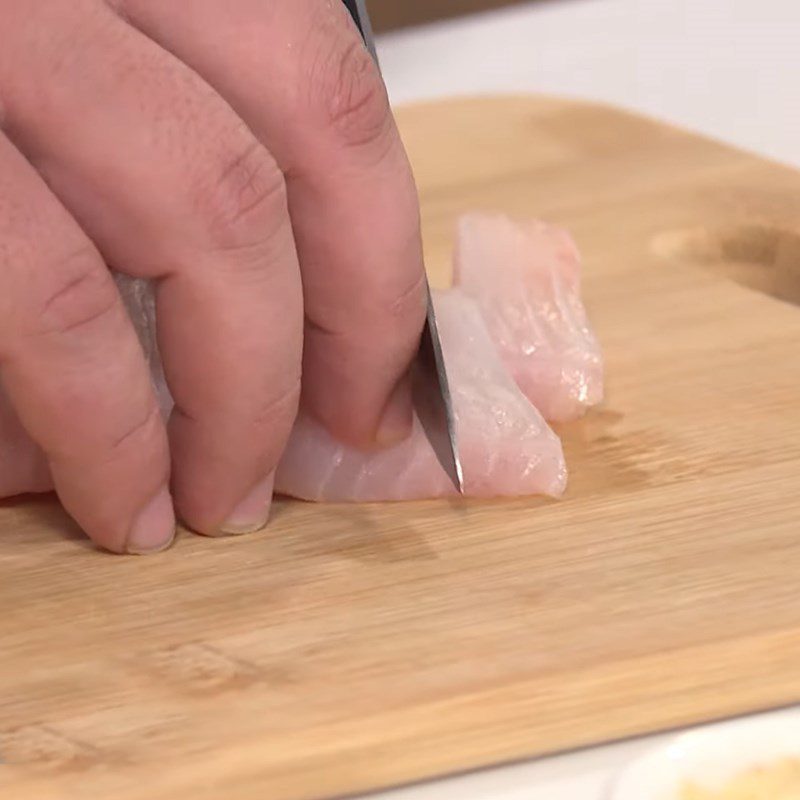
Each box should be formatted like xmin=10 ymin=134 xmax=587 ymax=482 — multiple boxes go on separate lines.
xmin=379 ymin=0 xmax=800 ymax=168
xmin=361 ymin=0 xmax=800 ymax=796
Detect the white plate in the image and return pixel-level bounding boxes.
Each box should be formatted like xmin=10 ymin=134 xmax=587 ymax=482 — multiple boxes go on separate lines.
xmin=610 ymin=711 xmax=800 ymax=800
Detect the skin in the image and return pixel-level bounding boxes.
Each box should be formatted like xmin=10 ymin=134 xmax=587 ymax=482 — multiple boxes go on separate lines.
xmin=0 ymin=0 xmax=427 ymax=553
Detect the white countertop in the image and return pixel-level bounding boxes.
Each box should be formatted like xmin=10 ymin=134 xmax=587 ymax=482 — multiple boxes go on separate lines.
xmin=361 ymin=1 xmax=800 ymax=797
xmin=378 ymin=0 xmax=800 ymax=168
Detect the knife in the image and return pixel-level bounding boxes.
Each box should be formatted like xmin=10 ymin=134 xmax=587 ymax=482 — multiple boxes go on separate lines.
xmin=341 ymin=0 xmax=464 ymax=494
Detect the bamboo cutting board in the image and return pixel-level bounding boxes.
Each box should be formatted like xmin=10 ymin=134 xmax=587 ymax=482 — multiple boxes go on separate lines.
xmin=2 ymin=96 xmax=800 ymax=800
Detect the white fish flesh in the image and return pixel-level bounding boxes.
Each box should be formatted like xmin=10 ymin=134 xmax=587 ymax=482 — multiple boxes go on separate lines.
xmin=274 ymin=290 xmax=568 ymax=501
xmin=454 ymin=213 xmax=603 ymax=423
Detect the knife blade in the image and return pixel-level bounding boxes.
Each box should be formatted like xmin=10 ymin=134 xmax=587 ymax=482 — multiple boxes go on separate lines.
xmin=341 ymin=0 xmax=464 ymax=494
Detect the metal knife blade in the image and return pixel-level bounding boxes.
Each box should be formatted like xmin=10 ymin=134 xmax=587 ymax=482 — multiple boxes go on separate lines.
xmin=413 ymin=284 xmax=464 ymax=494
xmin=341 ymin=0 xmax=464 ymax=494
xmin=342 ymin=0 xmax=379 ymax=60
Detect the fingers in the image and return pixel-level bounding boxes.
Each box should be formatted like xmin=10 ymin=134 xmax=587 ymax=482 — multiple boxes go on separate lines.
xmin=116 ymin=0 xmax=428 ymax=447
xmin=0 ymin=385 xmax=52 ymax=498
xmin=0 ymin=132 xmax=172 ymax=553
xmin=0 ymin=2 xmax=304 ymax=534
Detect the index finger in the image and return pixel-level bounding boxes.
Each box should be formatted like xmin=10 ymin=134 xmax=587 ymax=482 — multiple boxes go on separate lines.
xmin=117 ymin=0 xmax=428 ymax=448
xmin=0 ymin=133 xmax=173 ymax=554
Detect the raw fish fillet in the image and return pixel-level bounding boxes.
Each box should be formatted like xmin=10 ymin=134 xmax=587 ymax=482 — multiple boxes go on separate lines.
xmin=454 ymin=214 xmax=603 ymax=422
xmin=112 ymin=212 xmax=601 ymax=503
xmin=275 ymin=291 xmax=567 ymax=501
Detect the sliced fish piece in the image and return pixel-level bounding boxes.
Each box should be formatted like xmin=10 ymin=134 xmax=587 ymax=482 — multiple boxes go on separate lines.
xmin=454 ymin=213 xmax=603 ymax=422
xmin=275 ymin=291 xmax=567 ymax=501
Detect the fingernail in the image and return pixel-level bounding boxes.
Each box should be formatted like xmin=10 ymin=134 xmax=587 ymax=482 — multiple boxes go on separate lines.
xmin=127 ymin=486 xmax=176 ymax=555
xmin=218 ymin=473 xmax=275 ymax=536
xmin=375 ymin=379 xmax=413 ymax=447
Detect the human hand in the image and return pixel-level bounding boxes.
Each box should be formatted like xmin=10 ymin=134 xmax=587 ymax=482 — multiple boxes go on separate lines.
xmin=0 ymin=0 xmax=426 ymax=552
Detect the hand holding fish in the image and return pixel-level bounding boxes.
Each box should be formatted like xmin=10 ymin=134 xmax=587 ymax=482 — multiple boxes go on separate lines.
xmin=0 ymin=0 xmax=427 ymax=552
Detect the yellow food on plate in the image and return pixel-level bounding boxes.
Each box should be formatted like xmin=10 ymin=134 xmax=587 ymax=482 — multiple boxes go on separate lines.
xmin=680 ymin=758 xmax=800 ymax=799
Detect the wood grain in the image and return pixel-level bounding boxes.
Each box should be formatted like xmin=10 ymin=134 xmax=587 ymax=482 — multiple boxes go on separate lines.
xmin=2 ymin=96 xmax=800 ymax=800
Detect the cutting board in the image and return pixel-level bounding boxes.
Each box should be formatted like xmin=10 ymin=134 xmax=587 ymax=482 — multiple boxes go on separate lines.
xmin=2 ymin=96 xmax=800 ymax=800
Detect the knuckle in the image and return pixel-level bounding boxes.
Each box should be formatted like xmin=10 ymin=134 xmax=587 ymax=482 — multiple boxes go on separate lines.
xmin=308 ymin=35 xmax=391 ymax=148
xmin=214 ymin=374 xmax=300 ymax=467
xmin=197 ymin=137 xmax=288 ymax=252
xmin=109 ymin=403 xmax=163 ymax=459
xmin=34 ymin=247 xmax=119 ymax=338
xmin=309 ymin=268 xmax=427 ymax=344
xmin=53 ymin=388 xmax=164 ymax=468
xmin=387 ymin=269 xmax=428 ymax=326
xmin=363 ymin=268 xmax=428 ymax=328
xmin=371 ymin=274 xmax=428 ymax=347
xmin=252 ymin=374 xmax=302 ymax=432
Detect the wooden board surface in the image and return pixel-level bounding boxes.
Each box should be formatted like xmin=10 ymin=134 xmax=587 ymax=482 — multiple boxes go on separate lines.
xmin=2 ymin=96 xmax=800 ymax=800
